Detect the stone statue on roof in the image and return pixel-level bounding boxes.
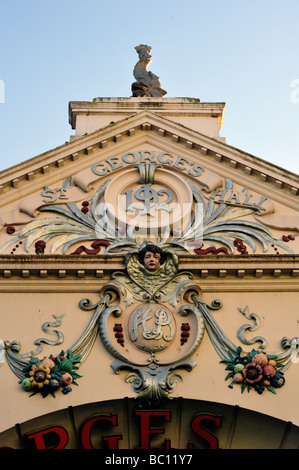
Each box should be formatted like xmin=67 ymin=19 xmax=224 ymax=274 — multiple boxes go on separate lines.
xmin=132 ymin=44 xmax=167 ymax=98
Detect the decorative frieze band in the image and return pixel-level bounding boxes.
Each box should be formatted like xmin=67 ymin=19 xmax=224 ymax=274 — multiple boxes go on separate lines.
xmin=0 ymin=255 xmax=298 ymax=280
xmin=0 ymin=118 xmax=298 ymax=197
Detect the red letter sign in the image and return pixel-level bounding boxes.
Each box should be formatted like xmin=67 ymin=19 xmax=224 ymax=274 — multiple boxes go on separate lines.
xmin=26 ymin=426 xmax=68 ymax=449
xmin=81 ymin=414 xmax=122 ymax=449
xmin=189 ymin=413 xmax=222 ymax=449
xmin=135 ymin=410 xmax=171 ymax=449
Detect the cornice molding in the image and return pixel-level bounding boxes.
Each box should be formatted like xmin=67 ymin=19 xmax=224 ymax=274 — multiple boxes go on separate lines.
xmin=0 ymin=254 xmax=298 ymax=281
xmin=68 ymin=98 xmax=226 ymax=130
xmin=0 ymin=110 xmax=298 ymax=204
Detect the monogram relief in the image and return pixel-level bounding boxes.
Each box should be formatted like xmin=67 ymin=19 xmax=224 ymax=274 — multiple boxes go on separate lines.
xmin=129 ymin=304 xmax=175 ymax=352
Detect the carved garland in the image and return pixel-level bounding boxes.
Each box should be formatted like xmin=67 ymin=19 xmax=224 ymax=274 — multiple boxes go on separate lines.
xmin=0 ymin=251 xmax=298 ymax=404
xmin=0 ymin=165 xmax=297 ymax=404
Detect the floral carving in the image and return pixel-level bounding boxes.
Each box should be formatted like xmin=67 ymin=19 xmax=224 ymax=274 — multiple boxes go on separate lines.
xmin=221 ymin=347 xmax=286 ymax=394
xmin=19 ymin=349 xmax=82 ymax=398
xmin=0 ymin=177 xmax=293 ymax=256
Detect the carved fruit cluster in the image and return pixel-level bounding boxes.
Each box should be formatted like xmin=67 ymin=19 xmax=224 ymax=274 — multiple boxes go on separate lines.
xmin=282 ymin=234 xmax=295 ymax=242
xmin=114 ymin=324 xmax=124 ymax=347
xmin=6 ymin=226 xmax=24 ymax=255
xmin=19 ymin=349 xmax=82 ymax=398
xmin=221 ymin=347 xmax=285 ymax=395
xmin=234 ymin=238 xmax=248 ymax=255
xmin=180 ymin=323 xmax=190 ymax=346
xmin=35 ymin=240 xmax=46 ymax=254
xmin=81 ymin=201 xmax=89 ymax=214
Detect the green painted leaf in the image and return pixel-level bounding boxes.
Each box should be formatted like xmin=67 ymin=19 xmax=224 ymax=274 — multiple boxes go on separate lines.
xmin=225 ymin=372 xmax=234 ymax=381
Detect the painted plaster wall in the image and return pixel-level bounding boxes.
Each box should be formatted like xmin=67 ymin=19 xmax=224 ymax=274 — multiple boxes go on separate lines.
xmin=0 ymin=274 xmax=298 ymax=433
xmin=0 ymin=96 xmax=298 ymax=445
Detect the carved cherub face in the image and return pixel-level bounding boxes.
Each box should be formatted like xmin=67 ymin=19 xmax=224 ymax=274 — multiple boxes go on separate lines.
xmin=143 ymin=250 xmax=161 ymax=271
xmin=138 ymin=245 xmax=165 ymax=272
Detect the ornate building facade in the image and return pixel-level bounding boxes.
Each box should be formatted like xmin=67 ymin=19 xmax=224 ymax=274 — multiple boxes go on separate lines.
xmin=0 ymin=47 xmax=299 ymax=449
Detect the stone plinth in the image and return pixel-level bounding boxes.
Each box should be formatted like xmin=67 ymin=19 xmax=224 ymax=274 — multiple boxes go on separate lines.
xmin=69 ymin=97 xmax=226 ymax=141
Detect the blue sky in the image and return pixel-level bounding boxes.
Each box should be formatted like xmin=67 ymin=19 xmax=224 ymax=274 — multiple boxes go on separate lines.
xmin=1 ymin=0 xmax=299 ymax=175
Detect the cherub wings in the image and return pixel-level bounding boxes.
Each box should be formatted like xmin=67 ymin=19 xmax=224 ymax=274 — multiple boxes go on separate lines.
xmin=126 ymin=252 xmax=178 ymax=295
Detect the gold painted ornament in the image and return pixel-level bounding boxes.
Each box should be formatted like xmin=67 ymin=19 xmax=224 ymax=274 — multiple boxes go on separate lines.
xmin=29 ymin=364 xmax=51 ymax=389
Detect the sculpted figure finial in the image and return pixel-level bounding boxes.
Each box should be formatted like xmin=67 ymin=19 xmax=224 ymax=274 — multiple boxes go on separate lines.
xmin=132 ymin=44 xmax=167 ymax=98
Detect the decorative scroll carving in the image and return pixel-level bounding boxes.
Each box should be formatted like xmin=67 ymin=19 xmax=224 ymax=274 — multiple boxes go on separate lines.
xmin=0 ymin=162 xmax=297 ymax=403
xmin=92 ymin=246 xmax=205 ymax=405
xmin=0 ymin=169 xmax=294 ymax=257
xmin=191 ymin=295 xmax=297 ymax=395
xmin=1 ymin=247 xmax=299 ymax=402
xmin=237 ymin=306 xmax=267 ymax=349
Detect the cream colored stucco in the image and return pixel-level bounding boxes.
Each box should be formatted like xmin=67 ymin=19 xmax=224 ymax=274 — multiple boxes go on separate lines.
xmin=0 ymin=97 xmax=298 ymax=448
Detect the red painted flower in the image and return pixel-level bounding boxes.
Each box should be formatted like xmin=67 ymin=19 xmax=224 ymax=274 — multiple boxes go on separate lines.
xmin=243 ymin=363 xmax=263 ymax=385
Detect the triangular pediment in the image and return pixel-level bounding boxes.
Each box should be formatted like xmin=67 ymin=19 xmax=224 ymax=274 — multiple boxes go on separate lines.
xmin=0 ymin=110 xmax=298 ymax=257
